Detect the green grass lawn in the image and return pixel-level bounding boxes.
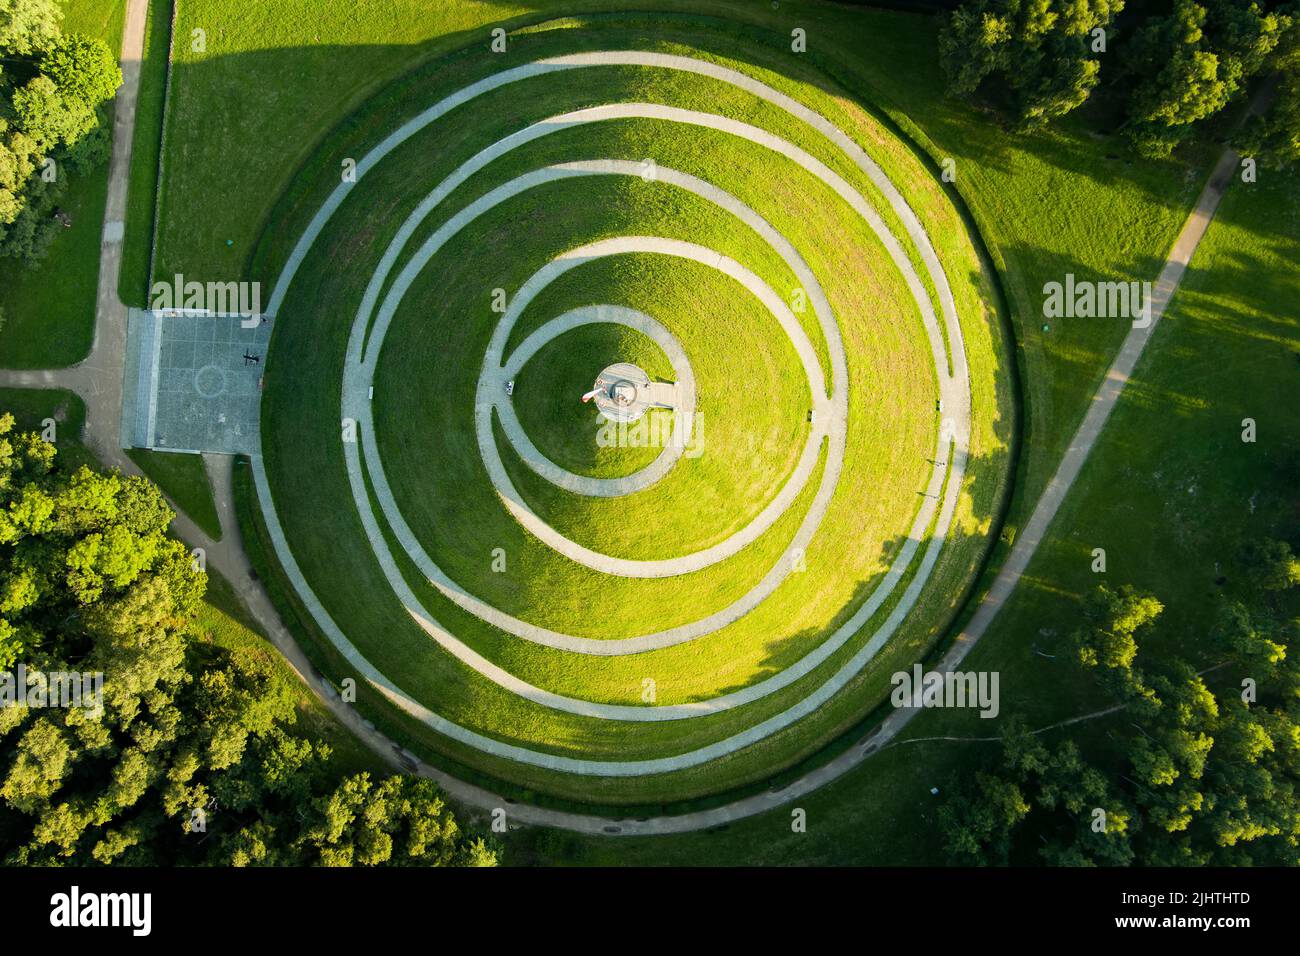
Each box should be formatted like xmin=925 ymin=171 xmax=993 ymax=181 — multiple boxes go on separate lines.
xmin=146 ymin=3 xmax=1215 ymax=809
xmin=238 ymin=15 xmax=1010 ymax=806
xmin=0 ymin=0 xmax=1276 ymax=867
xmin=126 ymin=448 xmax=224 ymax=539
xmin=138 ymin=0 xmax=1270 ymax=847
xmin=513 ymin=323 xmax=677 ymax=479
xmin=379 ymin=201 xmax=823 ymax=575
xmin=155 ymin=0 xmax=1213 ymax=526
xmin=0 ymin=387 xmax=86 ymax=444
xmin=0 ymin=0 xmax=126 ymax=369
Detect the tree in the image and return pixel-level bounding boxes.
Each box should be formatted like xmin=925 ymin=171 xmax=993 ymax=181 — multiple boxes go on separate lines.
xmin=938 ymin=717 xmax=1135 ymax=865
xmin=0 ymin=0 xmax=61 ymax=56
xmin=296 ymin=773 xmax=481 ymax=867
xmin=1238 ymin=26 xmax=1300 ymax=166
xmin=938 ymin=0 xmax=1123 ymax=127
xmin=0 ymin=414 xmax=194 ymax=669
xmin=941 ymin=561 xmax=1300 ymax=866
xmin=0 ymin=3 xmax=120 ymax=261
xmin=1215 ymin=601 xmax=1287 ymax=677
xmin=1072 ymin=584 xmax=1163 ymax=704
xmin=1123 ymin=0 xmax=1294 ymax=157
xmin=41 ymin=33 xmax=120 ymax=108
xmin=0 ymin=413 xmax=497 ymax=868
xmin=938 ymin=769 xmax=1031 ymax=865
xmin=1238 ymin=538 xmax=1300 ymax=592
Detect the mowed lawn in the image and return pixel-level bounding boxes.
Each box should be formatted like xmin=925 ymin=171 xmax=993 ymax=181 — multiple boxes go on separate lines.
xmin=32 ymin=0 xmax=1270 ymax=855
xmin=513 ymin=323 xmax=677 ymax=480
xmin=144 ymin=3 xmax=1215 ymax=808
xmin=155 ymin=0 xmax=1212 ymax=528
xmin=0 ymin=0 xmax=125 ymax=368
xmin=238 ymin=16 xmax=1010 ymax=807
xmin=119 ymin=0 xmax=175 ymax=307
xmin=0 ymin=388 xmax=86 ymax=447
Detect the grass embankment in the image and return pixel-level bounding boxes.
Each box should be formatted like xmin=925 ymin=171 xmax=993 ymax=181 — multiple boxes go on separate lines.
xmin=126 ymin=447 xmax=223 ymax=539
xmin=119 ymin=0 xmax=176 ymax=307
xmin=241 ymin=18 xmax=1008 ymax=806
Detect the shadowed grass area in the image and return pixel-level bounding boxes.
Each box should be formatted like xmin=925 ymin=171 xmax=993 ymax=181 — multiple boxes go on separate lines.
xmin=159 ymin=1 xmax=1211 ymax=529
xmin=126 ymin=448 xmax=223 ymax=539
xmin=540 ymin=160 xmax=1300 ymax=864
xmin=119 ymin=0 xmax=175 ymax=307
xmin=0 ymin=388 xmax=86 ymax=443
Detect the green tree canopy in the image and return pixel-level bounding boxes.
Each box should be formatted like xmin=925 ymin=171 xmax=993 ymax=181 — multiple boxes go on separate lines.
xmin=1124 ymin=0 xmax=1293 ymax=156
xmin=939 ymin=0 xmax=1123 ymax=127
xmin=0 ymin=1 xmax=120 ymax=260
xmin=1072 ymin=584 xmax=1164 ymax=705
xmin=0 ymin=0 xmax=60 ymax=56
xmin=0 ymin=414 xmax=497 ymax=868
xmin=940 ymin=570 xmax=1300 ymax=866
xmin=1238 ymin=25 xmax=1300 ymax=165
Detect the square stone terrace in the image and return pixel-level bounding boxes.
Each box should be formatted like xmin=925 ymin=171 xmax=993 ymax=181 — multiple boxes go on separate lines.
xmin=121 ymin=309 xmax=273 ymax=455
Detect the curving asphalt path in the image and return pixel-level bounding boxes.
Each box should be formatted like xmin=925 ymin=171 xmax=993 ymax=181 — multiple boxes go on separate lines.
xmin=391 ymin=139 xmax=1242 ymax=832
xmin=323 ymin=109 xmax=968 ymax=649
xmin=467 ymin=233 xmax=834 ymax=578
xmin=237 ymin=54 xmax=1250 ymax=823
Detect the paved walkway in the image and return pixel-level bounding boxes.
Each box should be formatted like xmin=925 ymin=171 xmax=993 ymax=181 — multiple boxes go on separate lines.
xmin=472 ymin=232 xmax=833 ymax=578
xmin=253 ymin=81 xmax=1243 ymax=824
xmin=409 ymin=137 xmax=1242 ymax=831
xmin=0 ymin=0 xmax=149 ymax=463
xmin=320 ymin=98 xmax=967 ymax=653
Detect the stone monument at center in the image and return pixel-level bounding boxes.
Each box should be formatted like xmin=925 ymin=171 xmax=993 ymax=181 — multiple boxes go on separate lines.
xmin=581 ymin=362 xmax=677 ymax=423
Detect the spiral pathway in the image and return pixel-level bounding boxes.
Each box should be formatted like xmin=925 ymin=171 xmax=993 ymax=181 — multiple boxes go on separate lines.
xmin=254 ymin=47 xmax=975 ymax=779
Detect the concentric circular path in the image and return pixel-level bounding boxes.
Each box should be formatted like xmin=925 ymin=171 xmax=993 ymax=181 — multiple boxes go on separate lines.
xmin=254 ymin=49 xmax=973 ymax=776
xmin=493 ymin=304 xmax=698 ymax=498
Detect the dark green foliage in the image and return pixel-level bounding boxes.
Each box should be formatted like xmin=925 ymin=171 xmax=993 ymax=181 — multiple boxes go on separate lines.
xmin=938 ymin=0 xmax=1123 ymax=127
xmin=939 ymin=555 xmax=1300 ymax=866
xmin=939 ymin=717 xmax=1135 ymax=865
xmin=1238 ymin=27 xmax=1300 ymax=165
xmin=0 ymin=415 xmax=496 ymax=866
xmin=939 ymin=0 xmax=1300 ymax=160
xmin=1238 ymin=537 xmax=1300 ymax=592
xmin=0 ymin=0 xmax=121 ymax=261
xmin=1124 ymin=0 xmax=1293 ymax=157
